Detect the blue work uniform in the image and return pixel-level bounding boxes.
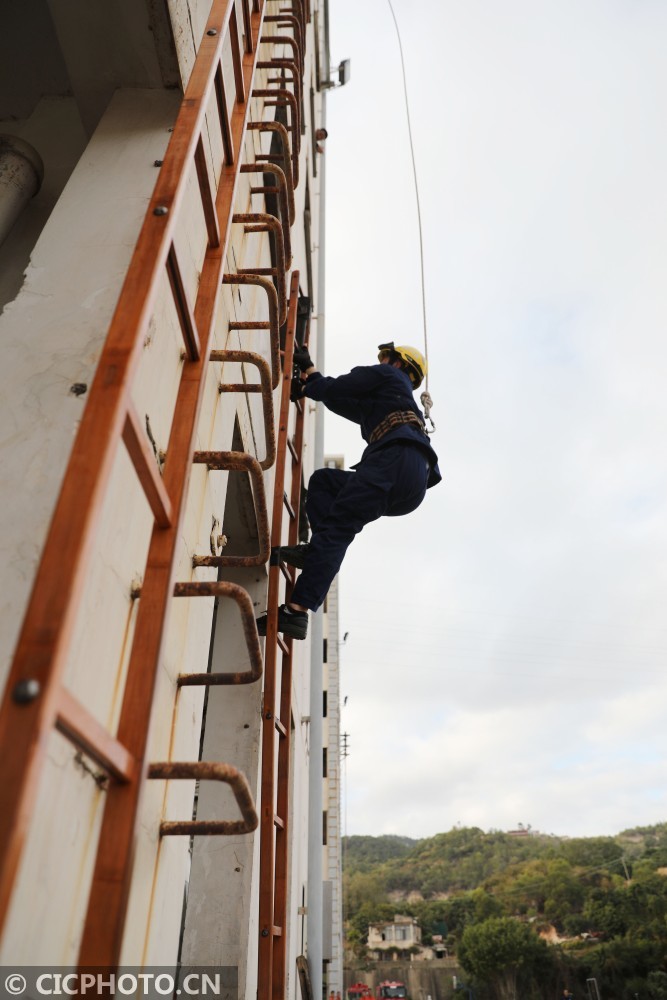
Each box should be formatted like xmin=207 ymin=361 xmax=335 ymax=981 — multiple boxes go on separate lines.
xmin=289 ymin=363 xmax=441 ymax=612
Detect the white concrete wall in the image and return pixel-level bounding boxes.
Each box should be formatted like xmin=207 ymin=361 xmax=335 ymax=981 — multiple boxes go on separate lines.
xmin=0 ymin=89 xmax=180 ymax=689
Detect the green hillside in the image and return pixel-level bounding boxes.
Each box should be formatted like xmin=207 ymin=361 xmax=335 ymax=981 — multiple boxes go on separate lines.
xmin=343 ymin=824 xmax=667 ymax=1000
xmin=344 ymin=834 xmax=420 ymax=872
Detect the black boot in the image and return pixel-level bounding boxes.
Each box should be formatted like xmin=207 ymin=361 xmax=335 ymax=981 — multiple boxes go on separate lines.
xmin=272 ymin=542 xmax=311 ymax=569
xmin=256 ymin=604 xmax=308 ymax=640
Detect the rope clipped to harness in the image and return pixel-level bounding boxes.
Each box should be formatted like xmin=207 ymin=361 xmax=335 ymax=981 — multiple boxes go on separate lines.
xmin=420 ymin=390 xmax=435 ymax=434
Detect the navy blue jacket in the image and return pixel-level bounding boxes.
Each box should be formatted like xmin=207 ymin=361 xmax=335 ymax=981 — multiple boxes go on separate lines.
xmin=303 ymin=364 xmax=442 ymax=488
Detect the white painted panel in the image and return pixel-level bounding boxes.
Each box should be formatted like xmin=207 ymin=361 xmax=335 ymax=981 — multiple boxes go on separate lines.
xmin=0 ymin=89 xmax=180 ymax=692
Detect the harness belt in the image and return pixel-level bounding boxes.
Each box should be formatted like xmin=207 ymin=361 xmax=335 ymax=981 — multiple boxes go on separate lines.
xmin=369 ymin=410 xmax=427 ymax=444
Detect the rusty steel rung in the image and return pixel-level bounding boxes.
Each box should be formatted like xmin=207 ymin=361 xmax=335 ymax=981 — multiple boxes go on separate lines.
xmin=233 ymin=212 xmax=287 ymax=323
xmin=254 ymin=85 xmax=300 ymax=143
xmin=194 ymin=135 xmax=221 ymax=248
xmin=229 ymin=6 xmax=245 ymax=102
xmin=277 ymin=0 xmax=305 ymax=37
xmin=242 ymin=159 xmax=294 ymax=238
xmin=229 ymin=320 xmax=271 ymax=329
xmin=147 ymin=761 xmax=258 ymax=836
xmin=276 ymin=634 xmax=289 ymax=656
xmin=274 ymin=718 xmax=287 ymax=737
xmin=55 ymin=689 xmax=136 ymax=783
xmin=214 ymin=62 xmax=234 ymax=165
xmin=122 ymin=403 xmax=173 ymax=528
xmin=260 ymin=34 xmax=303 ymax=79
xmin=166 ymin=243 xmax=202 ymax=361
xmin=250 ymin=94 xmax=299 ymax=185
xmin=241 ymin=0 xmax=253 ymax=53
xmin=264 ymin=15 xmax=304 ymax=58
xmin=266 ymin=76 xmax=297 ymax=89
xmin=282 ymin=492 xmax=296 ymax=521
xmin=257 ymin=61 xmax=300 ymax=91
xmin=191 ymin=450 xmax=270 ymax=566
xmin=174 ymin=581 xmax=263 ymax=686
xmin=210 ymin=349 xmax=276 ymax=470
xmin=223 ymin=273 xmax=280 ymax=387
xmin=247 ymin=121 xmax=294 ymax=189
xmin=257 ymin=59 xmax=298 ymax=80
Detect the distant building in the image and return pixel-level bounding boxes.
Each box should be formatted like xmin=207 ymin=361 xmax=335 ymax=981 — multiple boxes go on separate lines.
xmin=368 ymin=915 xmax=421 ymax=961
xmin=430 ymin=934 xmax=448 ymax=959
xmin=507 ymin=824 xmax=535 ymax=837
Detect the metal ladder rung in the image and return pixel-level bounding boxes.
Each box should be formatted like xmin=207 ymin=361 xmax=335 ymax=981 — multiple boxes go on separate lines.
xmin=194 ymin=134 xmax=221 ymax=248
xmin=277 ymin=634 xmax=289 ymax=656
xmin=223 ymin=273 xmax=281 ymax=388
xmin=234 ymin=212 xmax=288 ymax=321
xmin=229 ymin=320 xmax=271 ymax=329
xmin=122 ymin=403 xmax=173 ymax=529
xmin=282 ymin=492 xmax=296 ymax=520
xmin=148 ymin=761 xmax=258 ymax=836
xmin=210 ymin=350 xmax=276 ymax=470
xmin=191 ymin=451 xmax=270 ymax=565
xmin=173 ymin=582 xmax=263 ymax=686
xmin=213 ymin=62 xmax=234 ymax=166
xmin=55 ymin=688 xmax=136 ymax=783
xmin=242 ymin=160 xmax=295 ymax=235
xmin=274 ymin=718 xmax=287 ymax=737
xmin=166 ymin=243 xmax=201 ymax=361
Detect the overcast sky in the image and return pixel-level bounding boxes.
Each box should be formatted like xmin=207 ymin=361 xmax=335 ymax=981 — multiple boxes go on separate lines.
xmin=321 ymin=0 xmax=667 ymax=841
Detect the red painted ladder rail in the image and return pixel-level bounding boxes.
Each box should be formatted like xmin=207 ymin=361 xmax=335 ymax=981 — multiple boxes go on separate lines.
xmin=0 ymin=0 xmax=306 ymax=968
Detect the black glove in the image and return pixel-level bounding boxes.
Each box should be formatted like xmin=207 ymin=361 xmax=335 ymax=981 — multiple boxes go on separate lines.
xmin=293 ymin=344 xmax=314 ymax=372
xmin=290 ymin=377 xmax=305 ymax=402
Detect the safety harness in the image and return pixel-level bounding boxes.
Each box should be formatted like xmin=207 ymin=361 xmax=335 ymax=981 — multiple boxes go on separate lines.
xmin=369 ymin=410 xmax=427 ymax=444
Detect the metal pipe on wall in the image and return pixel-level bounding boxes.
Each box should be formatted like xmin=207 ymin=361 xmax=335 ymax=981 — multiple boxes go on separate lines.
xmin=0 ymin=136 xmax=43 ymax=247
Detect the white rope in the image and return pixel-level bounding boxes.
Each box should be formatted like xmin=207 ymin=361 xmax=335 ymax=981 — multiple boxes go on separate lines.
xmin=386 ymin=0 xmax=436 ymax=434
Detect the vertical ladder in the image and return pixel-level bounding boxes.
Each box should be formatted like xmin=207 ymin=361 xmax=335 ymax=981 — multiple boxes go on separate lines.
xmin=0 ymin=0 xmax=310 ymax=969
xmin=258 ymin=270 xmax=310 ymax=1000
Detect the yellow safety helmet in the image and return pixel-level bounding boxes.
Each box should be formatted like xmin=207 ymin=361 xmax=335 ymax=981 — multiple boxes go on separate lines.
xmin=377 ymin=342 xmax=427 ymax=388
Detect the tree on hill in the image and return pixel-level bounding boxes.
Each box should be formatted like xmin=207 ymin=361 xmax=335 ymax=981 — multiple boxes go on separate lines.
xmin=458 ymin=917 xmax=553 ymax=1000
xmin=560 ymin=836 xmax=624 ymax=871
xmin=343 ymin=835 xmax=418 ymax=873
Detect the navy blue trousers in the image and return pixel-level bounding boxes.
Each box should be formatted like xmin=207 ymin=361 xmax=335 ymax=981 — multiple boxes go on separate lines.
xmin=290 ymin=444 xmax=430 ymax=612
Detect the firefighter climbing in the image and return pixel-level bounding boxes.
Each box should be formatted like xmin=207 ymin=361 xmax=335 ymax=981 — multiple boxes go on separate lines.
xmin=256 ymin=342 xmax=441 ymax=640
